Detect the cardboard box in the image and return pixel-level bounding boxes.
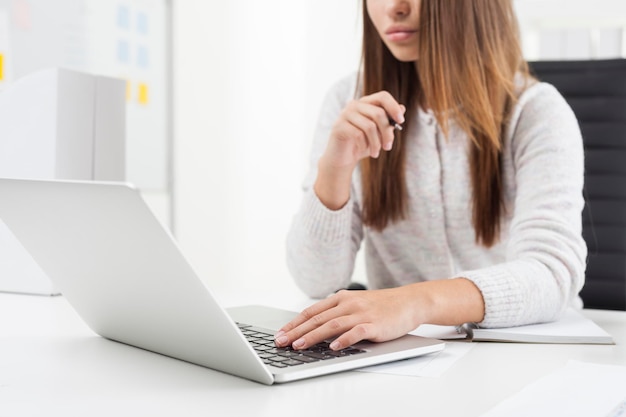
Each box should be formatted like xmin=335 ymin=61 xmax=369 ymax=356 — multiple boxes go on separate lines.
xmin=0 ymin=68 xmax=125 ymax=295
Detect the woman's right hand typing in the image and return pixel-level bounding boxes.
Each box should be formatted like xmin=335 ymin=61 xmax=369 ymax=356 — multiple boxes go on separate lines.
xmin=314 ymin=91 xmax=405 ymax=210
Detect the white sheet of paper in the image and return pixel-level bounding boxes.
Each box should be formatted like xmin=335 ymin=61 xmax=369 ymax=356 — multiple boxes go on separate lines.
xmin=357 ymin=341 xmax=475 ymax=378
xmin=414 ymin=323 xmax=467 ymax=340
xmin=481 ymin=360 xmax=626 ymax=417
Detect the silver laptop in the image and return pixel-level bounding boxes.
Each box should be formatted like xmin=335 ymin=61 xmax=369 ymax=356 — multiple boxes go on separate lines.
xmin=0 ymin=178 xmax=444 ymax=384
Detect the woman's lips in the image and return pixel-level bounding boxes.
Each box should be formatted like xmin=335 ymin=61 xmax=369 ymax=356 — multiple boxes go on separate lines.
xmin=386 ymin=29 xmax=417 ymax=42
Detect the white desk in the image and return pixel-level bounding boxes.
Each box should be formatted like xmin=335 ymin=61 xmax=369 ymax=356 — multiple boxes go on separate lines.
xmin=1 ymin=290 xmax=625 ymax=417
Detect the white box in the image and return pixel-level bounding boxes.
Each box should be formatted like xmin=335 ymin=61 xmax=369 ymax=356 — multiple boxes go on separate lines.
xmin=0 ymin=68 xmax=125 ymax=295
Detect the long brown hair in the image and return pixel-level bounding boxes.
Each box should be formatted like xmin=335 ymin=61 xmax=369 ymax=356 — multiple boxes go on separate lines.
xmin=359 ymin=0 xmax=530 ymax=246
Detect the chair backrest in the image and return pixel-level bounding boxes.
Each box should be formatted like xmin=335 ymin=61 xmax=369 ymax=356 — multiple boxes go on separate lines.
xmin=529 ymin=59 xmax=626 ymax=310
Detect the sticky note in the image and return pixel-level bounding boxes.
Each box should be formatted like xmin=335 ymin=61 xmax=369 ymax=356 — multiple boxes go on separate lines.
xmin=138 ymin=83 xmax=149 ymax=105
xmin=117 ymin=5 xmax=130 ymax=30
xmin=137 ymin=46 xmax=149 ymax=68
xmin=12 ymin=0 xmax=32 ymax=30
xmin=117 ymin=40 xmax=130 ymax=64
xmin=137 ymin=12 xmax=148 ymax=35
xmin=0 ymin=53 xmax=3 ymax=81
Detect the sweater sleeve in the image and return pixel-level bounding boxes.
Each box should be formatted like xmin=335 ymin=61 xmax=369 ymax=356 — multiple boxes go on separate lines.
xmin=460 ymin=82 xmax=587 ymax=328
xmin=285 ymin=75 xmax=365 ymax=298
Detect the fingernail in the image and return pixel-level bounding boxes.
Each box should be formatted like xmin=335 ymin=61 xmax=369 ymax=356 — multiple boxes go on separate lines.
xmin=274 ymin=330 xmax=285 ymax=339
xmin=275 ymin=336 xmax=288 ymax=346
xmin=330 ymin=340 xmax=341 ymax=350
xmin=383 ymin=140 xmax=393 ymax=151
xmin=293 ymin=338 xmax=305 ymax=349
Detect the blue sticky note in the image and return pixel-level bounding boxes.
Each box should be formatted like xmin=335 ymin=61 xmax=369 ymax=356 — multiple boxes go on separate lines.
xmin=117 ymin=40 xmax=130 ymax=63
xmin=136 ymin=12 xmax=148 ymax=35
xmin=137 ymin=46 xmax=149 ymax=68
xmin=117 ymin=5 xmax=130 ymax=30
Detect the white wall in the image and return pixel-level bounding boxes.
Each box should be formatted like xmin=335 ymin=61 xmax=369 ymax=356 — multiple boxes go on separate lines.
xmin=173 ymin=1 xmax=362 ymax=291
xmin=173 ymin=0 xmax=625 ymax=293
xmin=514 ymin=0 xmax=626 ymax=60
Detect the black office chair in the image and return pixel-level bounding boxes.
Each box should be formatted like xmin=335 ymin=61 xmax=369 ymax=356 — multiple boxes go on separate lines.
xmin=529 ymin=58 xmax=626 ymax=310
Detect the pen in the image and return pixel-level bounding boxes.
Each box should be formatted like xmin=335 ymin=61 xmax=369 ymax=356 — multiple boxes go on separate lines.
xmin=389 ymin=118 xmax=403 ymax=131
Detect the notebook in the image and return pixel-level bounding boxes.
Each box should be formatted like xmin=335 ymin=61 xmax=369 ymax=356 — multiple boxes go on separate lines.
xmin=0 ymin=178 xmax=444 ymax=385
xmin=415 ymin=308 xmax=614 ymax=344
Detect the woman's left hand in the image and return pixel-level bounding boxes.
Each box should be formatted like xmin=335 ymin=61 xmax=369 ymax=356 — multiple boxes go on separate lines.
xmin=274 ymin=286 xmax=425 ymax=351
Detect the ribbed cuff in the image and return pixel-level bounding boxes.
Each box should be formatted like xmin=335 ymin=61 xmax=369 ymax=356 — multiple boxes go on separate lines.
xmin=459 ymin=264 xmax=525 ymax=328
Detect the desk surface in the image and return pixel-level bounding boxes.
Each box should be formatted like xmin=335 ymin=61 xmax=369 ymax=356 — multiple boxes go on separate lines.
xmin=1 ymin=289 xmax=625 ymax=417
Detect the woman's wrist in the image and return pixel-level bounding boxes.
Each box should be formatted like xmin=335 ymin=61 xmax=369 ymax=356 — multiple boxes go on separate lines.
xmin=402 ymin=282 xmax=437 ymax=327
xmin=313 ymin=157 xmax=356 ymax=210
xmin=404 ymin=279 xmax=485 ymax=326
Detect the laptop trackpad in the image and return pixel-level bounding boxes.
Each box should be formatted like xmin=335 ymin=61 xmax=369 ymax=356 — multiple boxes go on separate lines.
xmin=226 ymin=305 xmax=299 ymax=332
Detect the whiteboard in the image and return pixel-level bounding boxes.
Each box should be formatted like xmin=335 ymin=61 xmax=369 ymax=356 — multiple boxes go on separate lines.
xmin=0 ymin=0 xmax=170 ymax=195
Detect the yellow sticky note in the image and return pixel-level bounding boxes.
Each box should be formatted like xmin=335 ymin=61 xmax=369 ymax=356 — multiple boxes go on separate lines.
xmin=0 ymin=53 xmax=4 ymax=81
xmin=138 ymin=83 xmax=149 ymax=105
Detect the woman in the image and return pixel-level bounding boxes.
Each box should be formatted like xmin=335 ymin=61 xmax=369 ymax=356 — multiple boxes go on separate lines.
xmin=276 ymin=0 xmax=586 ymax=352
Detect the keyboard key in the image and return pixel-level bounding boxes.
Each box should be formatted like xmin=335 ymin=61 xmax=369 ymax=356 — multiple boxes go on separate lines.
xmin=238 ymin=322 xmax=366 ymax=368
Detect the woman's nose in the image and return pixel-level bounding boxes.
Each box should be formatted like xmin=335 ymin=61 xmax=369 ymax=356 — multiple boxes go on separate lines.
xmin=387 ymin=0 xmax=410 ymax=18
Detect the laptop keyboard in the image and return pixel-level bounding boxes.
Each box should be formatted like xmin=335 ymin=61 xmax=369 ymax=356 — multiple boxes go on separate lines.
xmin=237 ymin=323 xmax=366 ymax=368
